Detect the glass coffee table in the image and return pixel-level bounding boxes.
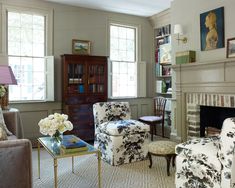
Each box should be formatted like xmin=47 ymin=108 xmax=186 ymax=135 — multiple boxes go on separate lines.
xmin=37 ymin=135 xmax=101 ymax=188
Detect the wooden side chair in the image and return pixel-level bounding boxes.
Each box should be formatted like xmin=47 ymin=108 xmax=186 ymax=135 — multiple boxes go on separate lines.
xmin=139 ymin=97 xmax=167 ymax=140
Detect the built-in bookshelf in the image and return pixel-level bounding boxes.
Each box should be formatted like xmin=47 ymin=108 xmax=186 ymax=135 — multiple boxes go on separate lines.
xmin=154 ymin=24 xmax=172 ymax=127
xmin=155 ymin=24 xmax=172 ymax=96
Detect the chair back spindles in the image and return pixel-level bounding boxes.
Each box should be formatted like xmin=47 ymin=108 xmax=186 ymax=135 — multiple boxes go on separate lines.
xmin=139 ymin=97 xmax=167 ymax=139
xmin=154 ymin=97 xmax=167 ymax=117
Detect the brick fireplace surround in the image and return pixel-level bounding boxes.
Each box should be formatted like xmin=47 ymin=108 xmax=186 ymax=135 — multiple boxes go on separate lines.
xmin=186 ymin=93 xmax=235 ymax=137
xmin=172 ymin=59 xmax=235 ymax=141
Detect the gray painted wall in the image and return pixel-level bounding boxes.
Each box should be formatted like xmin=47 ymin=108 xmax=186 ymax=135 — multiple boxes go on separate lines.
xmin=0 ymin=0 xmax=155 ymax=144
xmin=171 ymin=0 xmax=234 ymax=63
xmin=170 ymin=0 xmax=235 ymax=141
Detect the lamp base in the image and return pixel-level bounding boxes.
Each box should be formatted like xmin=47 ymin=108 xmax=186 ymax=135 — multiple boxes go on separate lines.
xmin=0 ymin=90 xmax=9 ymax=110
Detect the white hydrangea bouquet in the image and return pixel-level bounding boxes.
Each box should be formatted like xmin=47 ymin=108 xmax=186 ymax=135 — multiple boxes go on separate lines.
xmin=0 ymin=85 xmax=6 ymax=98
xmin=38 ymin=113 xmax=73 ymax=142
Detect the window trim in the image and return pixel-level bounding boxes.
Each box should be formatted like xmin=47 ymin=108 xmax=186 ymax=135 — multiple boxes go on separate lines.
xmin=2 ymin=4 xmax=54 ymax=102
xmin=107 ymin=19 xmax=143 ymax=99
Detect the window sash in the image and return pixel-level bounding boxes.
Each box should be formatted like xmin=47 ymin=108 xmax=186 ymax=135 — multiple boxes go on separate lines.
xmin=8 ymin=55 xmax=54 ymax=102
xmin=8 ymin=55 xmax=45 ymax=101
xmin=110 ymin=24 xmax=136 ymax=62
xmin=109 ymin=23 xmax=137 ymax=98
xmin=4 ymin=6 xmax=54 ymax=102
xmin=110 ymin=60 xmax=137 ymax=98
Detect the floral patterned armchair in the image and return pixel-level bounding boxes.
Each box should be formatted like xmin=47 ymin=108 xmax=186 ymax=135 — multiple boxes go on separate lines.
xmin=175 ymin=117 xmax=235 ymax=188
xmin=93 ymin=102 xmax=150 ymax=166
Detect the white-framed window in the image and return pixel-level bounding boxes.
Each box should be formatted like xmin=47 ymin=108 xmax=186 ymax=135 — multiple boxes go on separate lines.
xmin=4 ymin=5 xmax=54 ymax=102
xmin=109 ymin=23 xmax=137 ymax=98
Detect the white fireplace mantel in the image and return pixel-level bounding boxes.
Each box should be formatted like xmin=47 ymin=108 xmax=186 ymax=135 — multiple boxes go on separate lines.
xmin=172 ymin=58 xmax=235 ymax=93
xmin=171 ymin=58 xmax=235 ymax=141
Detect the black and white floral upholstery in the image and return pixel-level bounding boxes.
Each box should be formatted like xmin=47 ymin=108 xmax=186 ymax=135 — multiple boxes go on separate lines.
xmin=93 ymin=102 xmax=150 ymax=166
xmin=175 ymin=117 xmax=235 ymax=188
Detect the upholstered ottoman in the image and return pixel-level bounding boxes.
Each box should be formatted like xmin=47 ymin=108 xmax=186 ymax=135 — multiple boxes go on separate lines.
xmin=148 ymin=140 xmax=177 ymax=176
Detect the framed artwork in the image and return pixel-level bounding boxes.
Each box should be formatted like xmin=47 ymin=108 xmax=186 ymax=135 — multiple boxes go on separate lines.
xmin=72 ymin=39 xmax=91 ymax=55
xmin=227 ymin=38 xmax=235 ymax=58
xmin=159 ymin=43 xmax=171 ymax=64
xmin=200 ymin=7 xmax=224 ymax=51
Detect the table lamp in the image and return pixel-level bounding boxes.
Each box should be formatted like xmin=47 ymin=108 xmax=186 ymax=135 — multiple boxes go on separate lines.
xmin=0 ymin=65 xmax=17 ymax=110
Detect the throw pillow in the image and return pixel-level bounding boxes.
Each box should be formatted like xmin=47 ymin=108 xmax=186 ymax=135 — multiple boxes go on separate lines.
xmin=0 ymin=107 xmax=13 ymax=135
xmin=0 ymin=124 xmax=8 ymax=141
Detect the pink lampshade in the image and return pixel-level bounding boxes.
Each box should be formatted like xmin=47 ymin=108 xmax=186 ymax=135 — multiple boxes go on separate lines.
xmin=0 ymin=65 xmax=17 ymax=85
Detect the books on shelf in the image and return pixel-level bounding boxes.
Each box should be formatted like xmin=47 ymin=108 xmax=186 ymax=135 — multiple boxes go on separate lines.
xmin=155 ymin=24 xmax=171 ymax=39
xmin=61 ymin=135 xmax=87 ymax=149
xmin=165 ymin=98 xmax=172 ymax=112
xmin=156 ymin=80 xmax=162 ymax=93
xmin=156 ymin=80 xmax=171 ymax=94
xmin=155 ymin=63 xmax=162 ymax=77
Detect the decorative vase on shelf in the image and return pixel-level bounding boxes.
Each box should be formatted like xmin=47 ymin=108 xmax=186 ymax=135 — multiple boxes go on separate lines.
xmin=51 ymin=130 xmax=63 ymax=154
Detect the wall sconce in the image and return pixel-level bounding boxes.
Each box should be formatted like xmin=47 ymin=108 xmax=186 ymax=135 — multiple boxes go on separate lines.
xmin=174 ymin=24 xmax=187 ymax=44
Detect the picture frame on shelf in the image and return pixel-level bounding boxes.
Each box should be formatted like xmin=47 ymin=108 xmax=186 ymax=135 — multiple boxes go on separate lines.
xmin=159 ymin=43 xmax=171 ymax=64
xmin=72 ymin=39 xmax=91 ymax=55
xmin=226 ymin=38 xmax=235 ymax=58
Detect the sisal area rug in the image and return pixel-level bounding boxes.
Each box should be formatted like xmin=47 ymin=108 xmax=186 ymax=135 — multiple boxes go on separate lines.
xmin=32 ymin=149 xmax=175 ymax=188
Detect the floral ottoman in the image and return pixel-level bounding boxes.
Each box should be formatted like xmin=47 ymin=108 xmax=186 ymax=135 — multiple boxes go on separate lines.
xmin=148 ymin=140 xmax=177 ymax=176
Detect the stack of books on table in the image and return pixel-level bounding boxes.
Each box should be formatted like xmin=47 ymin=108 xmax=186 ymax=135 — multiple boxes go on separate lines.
xmin=60 ymin=135 xmax=88 ymax=154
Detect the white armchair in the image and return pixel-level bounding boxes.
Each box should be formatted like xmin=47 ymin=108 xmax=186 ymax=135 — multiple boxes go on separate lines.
xmin=175 ymin=117 xmax=235 ymax=188
xmin=93 ymin=102 xmax=150 ymax=166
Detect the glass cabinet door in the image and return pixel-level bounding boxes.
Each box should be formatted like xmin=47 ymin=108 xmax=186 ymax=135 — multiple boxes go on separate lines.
xmin=88 ymin=64 xmax=105 ymax=94
xmin=67 ymin=63 xmax=86 ymax=94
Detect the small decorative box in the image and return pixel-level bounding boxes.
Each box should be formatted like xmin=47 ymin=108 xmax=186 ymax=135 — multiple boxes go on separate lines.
xmin=176 ymin=50 xmax=196 ymax=64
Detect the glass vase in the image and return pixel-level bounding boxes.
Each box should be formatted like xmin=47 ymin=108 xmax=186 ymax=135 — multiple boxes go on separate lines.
xmin=51 ymin=131 xmax=63 ymax=154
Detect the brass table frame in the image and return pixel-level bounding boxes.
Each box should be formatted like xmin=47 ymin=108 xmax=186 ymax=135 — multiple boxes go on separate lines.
xmin=37 ymin=136 xmax=101 ymax=188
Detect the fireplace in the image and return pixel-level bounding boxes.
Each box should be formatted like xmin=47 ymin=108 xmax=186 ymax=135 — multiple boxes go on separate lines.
xmin=186 ymin=93 xmax=235 ymax=138
xmin=200 ymin=106 xmax=235 ymax=137
xmin=171 ymin=59 xmax=235 ymax=141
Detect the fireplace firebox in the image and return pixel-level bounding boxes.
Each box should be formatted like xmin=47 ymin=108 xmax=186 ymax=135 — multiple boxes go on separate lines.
xmin=200 ymin=106 xmax=235 ymax=137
